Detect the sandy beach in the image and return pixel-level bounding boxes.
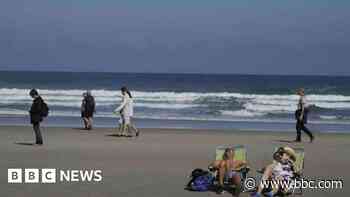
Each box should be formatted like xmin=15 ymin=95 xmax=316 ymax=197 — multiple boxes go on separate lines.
xmin=1 ymin=126 xmax=348 ymax=197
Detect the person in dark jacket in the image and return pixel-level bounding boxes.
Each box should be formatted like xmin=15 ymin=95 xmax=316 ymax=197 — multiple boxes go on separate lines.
xmin=295 ymin=88 xmax=314 ymax=143
xmin=81 ymin=91 xmax=95 ymax=130
xmin=81 ymin=92 xmax=89 ymax=129
xmin=29 ymin=89 xmax=44 ymax=145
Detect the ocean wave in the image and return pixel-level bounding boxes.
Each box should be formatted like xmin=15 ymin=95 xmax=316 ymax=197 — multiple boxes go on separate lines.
xmin=221 ymin=110 xmax=266 ymax=117
xmin=242 ymin=101 xmax=350 ymax=115
xmin=0 ymin=101 xmax=200 ymax=109
xmin=319 ymin=115 xmax=339 ymax=120
xmin=135 ymin=103 xmax=201 ymax=109
xmin=1 ymin=88 xmax=350 ymax=100
xmin=0 ymin=109 xmax=272 ymax=121
xmin=319 ymin=115 xmax=350 ymax=120
xmin=2 ymin=109 xmax=350 ymax=126
xmin=1 ymin=88 xmax=350 ymax=118
xmin=312 ymin=102 xmax=350 ymax=109
xmin=0 ymin=109 xmax=28 ymax=115
xmin=1 ymin=88 xmax=350 ymax=101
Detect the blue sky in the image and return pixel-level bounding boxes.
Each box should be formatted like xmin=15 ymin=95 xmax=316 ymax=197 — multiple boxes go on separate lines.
xmin=0 ymin=0 xmax=349 ymax=75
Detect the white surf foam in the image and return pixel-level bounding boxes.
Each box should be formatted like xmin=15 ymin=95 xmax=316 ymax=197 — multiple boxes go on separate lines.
xmin=1 ymin=88 xmax=350 ymax=119
xmin=221 ymin=110 xmax=266 ymax=117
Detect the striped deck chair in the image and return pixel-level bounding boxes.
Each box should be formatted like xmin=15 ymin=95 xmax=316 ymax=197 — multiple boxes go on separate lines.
xmin=290 ymin=147 xmax=305 ymax=195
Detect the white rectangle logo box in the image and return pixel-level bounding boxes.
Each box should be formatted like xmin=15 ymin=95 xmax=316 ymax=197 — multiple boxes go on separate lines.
xmin=42 ymin=169 xmax=56 ymax=183
xmin=25 ymin=169 xmax=39 ymax=183
xmin=8 ymin=169 xmax=22 ymax=183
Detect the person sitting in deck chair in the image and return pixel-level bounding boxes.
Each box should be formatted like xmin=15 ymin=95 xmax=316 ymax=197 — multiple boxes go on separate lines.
xmin=252 ymin=146 xmax=297 ymax=197
xmin=210 ymin=147 xmax=247 ymax=196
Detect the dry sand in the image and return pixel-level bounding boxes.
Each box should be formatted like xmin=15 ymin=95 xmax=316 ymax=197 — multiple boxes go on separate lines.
xmin=0 ymin=126 xmax=348 ymax=197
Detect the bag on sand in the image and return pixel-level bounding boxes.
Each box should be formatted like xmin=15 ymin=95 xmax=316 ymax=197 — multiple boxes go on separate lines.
xmin=186 ymin=168 xmax=214 ymax=191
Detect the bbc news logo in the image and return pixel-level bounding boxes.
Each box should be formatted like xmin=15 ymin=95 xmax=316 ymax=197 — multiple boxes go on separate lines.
xmin=8 ymin=169 xmax=103 ymax=183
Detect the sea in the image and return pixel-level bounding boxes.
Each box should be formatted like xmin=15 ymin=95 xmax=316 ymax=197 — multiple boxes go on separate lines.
xmin=1 ymin=71 xmax=350 ymax=133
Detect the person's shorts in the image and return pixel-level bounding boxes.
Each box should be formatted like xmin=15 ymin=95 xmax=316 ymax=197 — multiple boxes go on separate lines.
xmin=225 ymin=170 xmax=238 ymax=179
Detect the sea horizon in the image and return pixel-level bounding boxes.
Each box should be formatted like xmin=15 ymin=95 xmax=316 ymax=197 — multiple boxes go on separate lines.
xmin=1 ymin=69 xmax=350 ymax=77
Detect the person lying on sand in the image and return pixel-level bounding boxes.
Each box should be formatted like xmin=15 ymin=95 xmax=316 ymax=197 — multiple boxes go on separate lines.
xmin=252 ymin=146 xmax=296 ymax=197
xmin=209 ymin=147 xmax=247 ymax=196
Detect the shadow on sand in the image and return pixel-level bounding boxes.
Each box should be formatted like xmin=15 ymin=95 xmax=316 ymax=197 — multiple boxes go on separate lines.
xmin=105 ymin=134 xmax=120 ymax=137
xmin=71 ymin=128 xmax=94 ymax=133
xmin=72 ymin=127 xmax=89 ymax=131
xmin=14 ymin=142 xmax=35 ymax=146
xmin=105 ymin=134 xmax=134 ymax=138
xmin=273 ymin=139 xmax=297 ymax=144
xmin=184 ymin=185 xmax=240 ymax=196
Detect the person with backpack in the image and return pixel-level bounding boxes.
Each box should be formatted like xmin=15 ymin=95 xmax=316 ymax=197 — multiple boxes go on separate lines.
xmin=29 ymin=89 xmax=49 ymax=145
xmin=81 ymin=91 xmax=95 ymax=130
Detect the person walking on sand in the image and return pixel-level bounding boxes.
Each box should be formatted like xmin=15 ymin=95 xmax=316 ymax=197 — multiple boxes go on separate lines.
xmin=29 ymin=89 xmax=49 ymax=145
xmin=81 ymin=91 xmax=95 ymax=130
xmin=81 ymin=92 xmax=88 ymax=129
xmin=295 ymin=88 xmax=314 ymax=143
xmin=114 ymin=86 xmax=139 ymax=137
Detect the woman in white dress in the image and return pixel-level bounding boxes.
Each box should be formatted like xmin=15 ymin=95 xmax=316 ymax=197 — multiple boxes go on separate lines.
xmin=114 ymin=86 xmax=139 ymax=137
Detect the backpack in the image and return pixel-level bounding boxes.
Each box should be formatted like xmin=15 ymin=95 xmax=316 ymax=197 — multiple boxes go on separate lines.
xmin=85 ymin=96 xmax=95 ymax=111
xmin=40 ymin=100 xmax=49 ymax=117
xmin=186 ymin=168 xmax=214 ymax=191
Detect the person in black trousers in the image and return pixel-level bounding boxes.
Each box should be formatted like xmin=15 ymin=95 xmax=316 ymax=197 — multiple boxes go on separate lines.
xmin=295 ymin=88 xmax=314 ymax=143
xmin=81 ymin=91 xmax=95 ymax=130
xmin=29 ymin=89 xmax=45 ymax=145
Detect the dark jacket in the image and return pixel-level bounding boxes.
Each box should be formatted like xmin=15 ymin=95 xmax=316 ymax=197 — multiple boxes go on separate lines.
xmin=295 ymin=108 xmax=308 ymax=124
xmin=30 ymin=96 xmax=44 ymax=124
xmin=81 ymin=95 xmax=95 ymax=118
xmin=84 ymin=95 xmax=95 ymax=112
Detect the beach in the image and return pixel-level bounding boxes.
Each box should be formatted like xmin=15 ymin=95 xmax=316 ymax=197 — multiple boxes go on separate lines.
xmin=1 ymin=126 xmax=348 ymax=197
xmin=2 ymin=0 xmax=349 ymax=196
